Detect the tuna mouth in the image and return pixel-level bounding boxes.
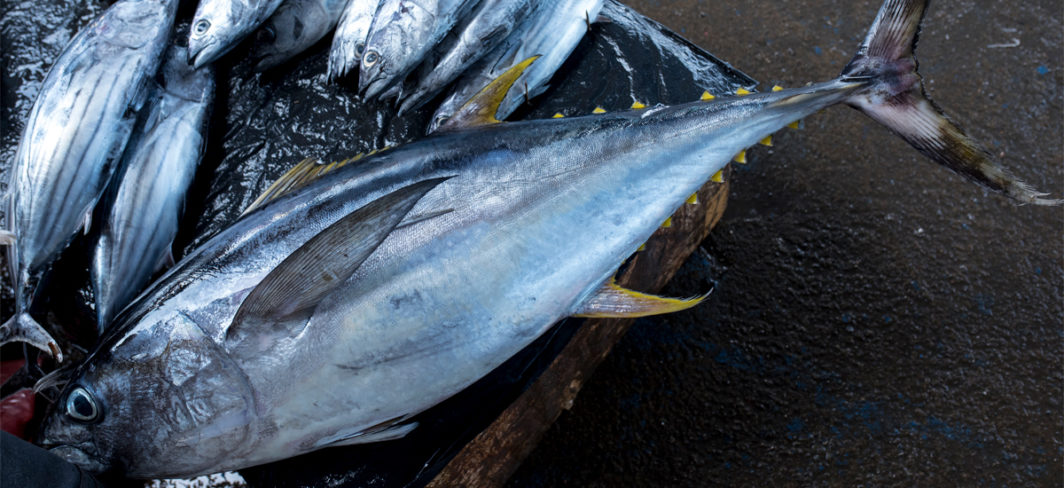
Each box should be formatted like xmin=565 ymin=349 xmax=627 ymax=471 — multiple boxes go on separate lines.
xmin=50 ymin=445 xmax=110 ymax=474
xmin=187 ymin=40 xmax=218 ymax=69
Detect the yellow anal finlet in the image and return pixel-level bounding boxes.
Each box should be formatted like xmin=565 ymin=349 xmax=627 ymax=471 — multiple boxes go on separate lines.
xmin=711 ymin=170 xmax=724 ymax=183
xmin=631 ymin=101 xmax=646 ymax=109
xmin=592 ymin=106 xmax=607 ymax=114
xmin=661 ymin=217 xmax=672 ymax=228
xmin=772 ymin=85 xmax=784 ymax=92
xmin=701 ymin=91 xmax=715 ymax=101
xmin=686 ymin=193 xmax=699 ymax=205
xmin=733 ymin=150 xmax=747 ymax=164
xmin=736 ymin=87 xmax=752 ymax=96
xmin=552 ymin=112 xmax=565 ymax=118
xmin=759 ymin=135 xmax=773 ymax=147
xmin=788 ymin=120 xmax=800 ymax=129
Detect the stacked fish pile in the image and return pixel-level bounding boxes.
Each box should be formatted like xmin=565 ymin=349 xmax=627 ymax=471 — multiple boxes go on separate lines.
xmin=0 ymin=0 xmax=1058 ymax=483
xmin=196 ymin=0 xmax=607 ymax=124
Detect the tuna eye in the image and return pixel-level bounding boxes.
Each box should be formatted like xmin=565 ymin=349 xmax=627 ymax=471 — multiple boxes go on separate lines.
xmin=193 ymin=19 xmax=211 ymax=36
xmin=66 ymin=387 xmax=101 ymax=423
xmin=355 ymin=42 xmax=365 ymax=56
xmin=363 ymin=50 xmax=379 ymax=67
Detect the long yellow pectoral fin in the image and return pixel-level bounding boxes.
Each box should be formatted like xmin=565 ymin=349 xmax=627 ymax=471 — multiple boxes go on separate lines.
xmin=572 ymin=279 xmax=711 ymax=318
xmin=439 ymin=56 xmax=541 ymax=131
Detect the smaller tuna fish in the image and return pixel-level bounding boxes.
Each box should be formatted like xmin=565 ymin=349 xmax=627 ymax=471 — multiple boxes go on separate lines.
xmin=252 ymin=0 xmax=350 ymax=71
xmin=359 ymin=0 xmax=479 ymax=100
xmin=188 ymin=0 xmax=285 ymax=68
xmin=1 ymin=0 xmax=177 ymax=360
xmin=91 ymin=46 xmax=214 ymax=331
xmin=327 ymin=0 xmax=385 ymax=80
xmin=429 ymin=0 xmax=603 ymax=131
xmin=398 ymin=0 xmax=532 ymax=114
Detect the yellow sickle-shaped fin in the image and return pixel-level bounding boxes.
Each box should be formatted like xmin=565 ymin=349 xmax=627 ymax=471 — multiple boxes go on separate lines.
xmin=572 ymin=279 xmax=712 ymax=318
xmin=439 ymin=56 xmax=541 ymax=131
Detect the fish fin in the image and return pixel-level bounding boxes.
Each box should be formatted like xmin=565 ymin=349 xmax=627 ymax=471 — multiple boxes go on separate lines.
xmin=572 ymin=279 xmax=711 ymax=318
xmin=841 ymin=0 xmax=1059 ymax=205
xmin=438 ymin=55 xmax=541 ymax=131
xmin=313 ymin=421 xmax=418 ymax=449
xmin=396 ymin=208 xmax=454 ymax=230
xmin=0 ymin=313 xmax=62 ymax=362
xmin=0 ymin=230 xmax=14 ymax=245
xmin=228 ymin=178 xmax=449 ymax=338
xmin=242 ymin=156 xmax=362 ymax=216
xmin=155 ymin=244 xmax=176 ymax=272
xmin=81 ymin=209 xmax=92 ymax=235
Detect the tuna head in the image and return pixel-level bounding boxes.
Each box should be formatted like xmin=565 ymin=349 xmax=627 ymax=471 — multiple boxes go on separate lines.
xmin=38 ymin=314 xmax=255 ymax=478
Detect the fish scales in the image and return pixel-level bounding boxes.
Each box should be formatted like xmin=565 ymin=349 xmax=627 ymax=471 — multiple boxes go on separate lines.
xmin=37 ymin=0 xmax=1057 ymax=479
xmin=2 ymin=0 xmax=178 ymax=359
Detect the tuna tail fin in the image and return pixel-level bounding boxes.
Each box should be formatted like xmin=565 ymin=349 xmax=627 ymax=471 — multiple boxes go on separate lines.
xmin=841 ymin=0 xmax=1060 ymax=205
xmin=0 ymin=313 xmax=63 ymax=362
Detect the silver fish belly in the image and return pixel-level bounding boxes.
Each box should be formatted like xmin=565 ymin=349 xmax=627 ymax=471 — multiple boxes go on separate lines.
xmin=91 ymin=46 xmax=215 ymax=331
xmin=252 ymin=0 xmax=350 ymax=71
xmin=37 ymin=0 xmax=1057 ymax=479
xmin=1 ymin=0 xmax=177 ymax=359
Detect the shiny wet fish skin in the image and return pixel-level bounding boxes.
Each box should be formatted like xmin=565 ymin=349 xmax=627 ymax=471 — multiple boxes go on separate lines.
xmin=398 ymin=0 xmax=533 ymax=114
xmin=359 ymin=0 xmax=480 ymax=100
xmin=1 ymin=0 xmax=178 ymax=360
xmin=429 ymin=0 xmax=603 ymax=132
xmin=327 ymin=0 xmax=384 ymax=80
xmin=37 ymin=0 xmax=1057 ymax=479
xmin=252 ymin=0 xmax=350 ymax=71
xmin=91 ymin=46 xmax=215 ymax=331
xmin=188 ymin=0 xmax=285 ymax=68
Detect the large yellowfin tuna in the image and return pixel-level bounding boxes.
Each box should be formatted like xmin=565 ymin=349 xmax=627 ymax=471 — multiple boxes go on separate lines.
xmin=38 ymin=0 xmax=1056 ymax=478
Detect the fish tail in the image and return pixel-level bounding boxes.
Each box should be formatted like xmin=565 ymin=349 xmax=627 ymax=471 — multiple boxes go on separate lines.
xmin=841 ymin=0 xmax=1059 ymax=205
xmin=0 ymin=312 xmax=63 ymax=362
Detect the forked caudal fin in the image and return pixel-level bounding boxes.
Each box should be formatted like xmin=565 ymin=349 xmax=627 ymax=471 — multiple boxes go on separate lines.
xmin=841 ymin=0 xmax=1059 ymax=205
xmin=0 ymin=313 xmax=63 ymax=362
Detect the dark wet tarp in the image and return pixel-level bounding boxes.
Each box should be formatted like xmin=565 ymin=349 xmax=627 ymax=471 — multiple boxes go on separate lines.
xmin=2 ymin=0 xmax=754 ymax=485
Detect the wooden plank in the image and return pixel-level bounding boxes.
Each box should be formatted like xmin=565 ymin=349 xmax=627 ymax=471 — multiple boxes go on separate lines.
xmin=428 ymin=169 xmax=731 ymax=487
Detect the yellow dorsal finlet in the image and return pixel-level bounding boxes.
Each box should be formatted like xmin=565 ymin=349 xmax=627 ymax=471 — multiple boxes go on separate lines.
xmin=439 ymin=55 xmax=540 ymax=131
xmin=700 ymin=91 xmax=715 ymax=101
xmin=572 ymin=278 xmax=711 ymax=318
xmin=661 ymin=217 xmax=672 ymax=228
xmin=631 ymin=101 xmax=646 ymax=109
xmin=686 ymin=193 xmax=699 ymax=205
xmin=759 ymin=135 xmax=773 ymax=147
xmin=552 ymin=112 xmax=565 ymax=118
xmin=637 ymin=243 xmax=647 ymax=251
xmin=788 ymin=120 xmax=801 ymax=129
xmin=736 ymin=87 xmax=753 ymax=96
xmin=711 ymin=170 xmax=724 ymax=183
xmin=592 ymin=106 xmax=607 ymax=114
xmin=733 ymin=150 xmax=747 ymax=164
xmin=772 ymin=85 xmax=784 ymax=92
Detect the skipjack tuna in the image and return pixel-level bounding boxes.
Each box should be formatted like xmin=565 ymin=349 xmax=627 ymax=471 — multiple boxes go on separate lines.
xmin=1 ymin=0 xmax=177 ymax=361
xmin=38 ymin=0 xmax=1056 ymax=479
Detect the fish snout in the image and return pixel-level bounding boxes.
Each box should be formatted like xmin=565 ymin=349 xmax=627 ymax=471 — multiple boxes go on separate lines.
xmin=49 ymin=444 xmax=111 ymax=474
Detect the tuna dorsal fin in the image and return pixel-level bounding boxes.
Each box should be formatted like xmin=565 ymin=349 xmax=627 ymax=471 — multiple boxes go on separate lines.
xmin=228 ymin=178 xmax=449 ymax=339
xmin=241 ymin=153 xmax=377 ymax=217
xmin=438 ymin=55 xmax=540 ymax=132
xmin=572 ymin=279 xmax=711 ymax=318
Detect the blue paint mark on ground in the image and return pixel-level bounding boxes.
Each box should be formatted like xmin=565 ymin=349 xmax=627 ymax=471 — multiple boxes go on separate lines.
xmin=814 ymin=46 xmax=823 ymax=55
xmin=1036 ymin=65 xmax=1049 ymax=75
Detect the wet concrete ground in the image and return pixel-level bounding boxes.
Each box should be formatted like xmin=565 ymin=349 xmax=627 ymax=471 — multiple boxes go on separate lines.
xmin=510 ymin=0 xmax=1063 ymax=486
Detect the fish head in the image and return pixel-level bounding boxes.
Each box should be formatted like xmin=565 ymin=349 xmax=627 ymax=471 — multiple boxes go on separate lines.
xmin=38 ymin=312 xmax=255 ymax=478
xmin=251 ymin=1 xmax=327 ymax=72
xmin=188 ymin=0 xmax=246 ymax=68
xmin=359 ymin=5 xmax=435 ymax=100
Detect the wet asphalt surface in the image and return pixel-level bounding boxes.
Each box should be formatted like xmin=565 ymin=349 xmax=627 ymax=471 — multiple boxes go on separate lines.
xmin=509 ymin=0 xmax=1063 ymax=486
